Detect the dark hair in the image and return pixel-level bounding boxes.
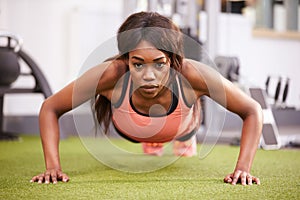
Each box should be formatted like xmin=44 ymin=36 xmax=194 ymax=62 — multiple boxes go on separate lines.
xmin=94 ymin=11 xmax=184 ymax=134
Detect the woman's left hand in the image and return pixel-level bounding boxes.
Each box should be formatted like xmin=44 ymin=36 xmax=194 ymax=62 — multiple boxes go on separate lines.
xmin=224 ymin=170 xmax=260 ymax=186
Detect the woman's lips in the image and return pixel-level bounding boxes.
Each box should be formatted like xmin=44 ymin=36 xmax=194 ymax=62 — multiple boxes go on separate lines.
xmin=140 ymin=85 xmax=159 ymax=93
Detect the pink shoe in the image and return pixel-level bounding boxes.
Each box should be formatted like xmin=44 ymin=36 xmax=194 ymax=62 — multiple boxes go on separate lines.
xmin=173 ymin=136 xmax=197 ymax=157
xmin=142 ymin=142 xmax=164 ymax=156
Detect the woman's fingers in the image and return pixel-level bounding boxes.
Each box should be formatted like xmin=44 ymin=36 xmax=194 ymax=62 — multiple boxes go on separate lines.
xmin=57 ymin=171 xmax=69 ymax=183
xmin=240 ymin=171 xmax=248 ymax=186
xmin=231 ymin=170 xmax=241 ymax=185
xmin=224 ymin=172 xmax=260 ymax=186
xmin=50 ymin=170 xmax=58 ymax=184
xmin=223 ymin=173 xmax=233 ymax=183
xmin=44 ymin=172 xmax=51 ymax=184
xmin=38 ymin=174 xmax=44 ymax=184
xmin=247 ymin=174 xmax=253 ymax=185
xmin=30 ymin=175 xmax=38 ymax=183
xmin=30 ymin=170 xmax=69 ymax=184
xmin=252 ymin=176 xmax=261 ymax=185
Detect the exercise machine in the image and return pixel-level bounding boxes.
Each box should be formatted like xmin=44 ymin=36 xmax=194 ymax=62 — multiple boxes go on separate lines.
xmin=0 ymin=32 xmax=52 ymax=140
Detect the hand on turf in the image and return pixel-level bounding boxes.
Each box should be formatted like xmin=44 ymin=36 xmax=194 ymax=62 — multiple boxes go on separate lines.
xmin=30 ymin=169 xmax=69 ymax=184
xmin=224 ymin=170 xmax=260 ymax=186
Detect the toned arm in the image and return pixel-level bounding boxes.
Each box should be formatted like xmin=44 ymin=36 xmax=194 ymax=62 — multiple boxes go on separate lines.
xmin=183 ymin=59 xmax=263 ymax=185
xmin=31 ymin=60 xmax=126 ymax=184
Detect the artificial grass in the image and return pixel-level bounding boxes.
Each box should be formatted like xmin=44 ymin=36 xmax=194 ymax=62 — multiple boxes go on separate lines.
xmin=0 ymin=136 xmax=299 ymax=200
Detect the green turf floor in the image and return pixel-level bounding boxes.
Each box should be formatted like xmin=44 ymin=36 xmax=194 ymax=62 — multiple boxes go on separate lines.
xmin=0 ymin=135 xmax=299 ymax=200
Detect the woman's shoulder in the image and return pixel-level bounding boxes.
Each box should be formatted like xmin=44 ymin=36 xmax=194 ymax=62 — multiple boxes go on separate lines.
xmin=180 ymin=58 xmax=213 ymax=96
xmin=181 ymin=58 xmax=208 ymax=74
xmin=96 ymin=58 xmax=127 ymax=83
xmin=95 ymin=58 xmax=128 ymax=97
xmin=181 ymin=59 xmax=206 ymax=84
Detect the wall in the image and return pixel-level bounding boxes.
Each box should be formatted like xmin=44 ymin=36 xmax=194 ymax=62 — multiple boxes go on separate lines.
xmin=1 ymin=0 xmax=300 ymax=116
xmin=216 ymin=13 xmax=300 ymax=109
xmin=0 ymin=0 xmax=123 ymax=115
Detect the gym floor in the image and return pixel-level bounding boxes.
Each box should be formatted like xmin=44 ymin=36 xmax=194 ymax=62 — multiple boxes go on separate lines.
xmin=0 ymin=135 xmax=299 ymax=200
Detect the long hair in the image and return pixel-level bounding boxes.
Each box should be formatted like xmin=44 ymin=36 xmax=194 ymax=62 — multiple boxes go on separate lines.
xmin=94 ymin=11 xmax=184 ymax=134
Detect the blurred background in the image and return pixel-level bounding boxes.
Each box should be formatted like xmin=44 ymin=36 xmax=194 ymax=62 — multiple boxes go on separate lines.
xmin=0 ymin=0 xmax=299 ymax=144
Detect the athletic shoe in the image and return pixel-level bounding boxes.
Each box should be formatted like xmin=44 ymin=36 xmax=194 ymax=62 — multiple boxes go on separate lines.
xmin=173 ymin=135 xmax=197 ymax=157
xmin=142 ymin=142 xmax=164 ymax=156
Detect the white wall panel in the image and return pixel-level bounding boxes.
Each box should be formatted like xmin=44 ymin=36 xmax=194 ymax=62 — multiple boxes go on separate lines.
xmin=0 ymin=0 xmax=123 ymax=115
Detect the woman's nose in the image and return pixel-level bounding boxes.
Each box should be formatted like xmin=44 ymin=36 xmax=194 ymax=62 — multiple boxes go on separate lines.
xmin=142 ymin=66 xmax=155 ymax=81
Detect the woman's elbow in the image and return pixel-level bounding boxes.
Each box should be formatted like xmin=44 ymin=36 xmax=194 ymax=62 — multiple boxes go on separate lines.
xmin=39 ymin=97 xmax=63 ymax=119
xmin=247 ymin=100 xmax=263 ymax=124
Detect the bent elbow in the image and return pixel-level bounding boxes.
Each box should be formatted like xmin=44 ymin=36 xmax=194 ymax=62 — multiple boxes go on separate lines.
xmin=246 ymin=100 xmax=263 ymax=125
xmin=39 ymin=98 xmax=63 ymax=119
xmin=254 ymin=101 xmax=263 ymax=122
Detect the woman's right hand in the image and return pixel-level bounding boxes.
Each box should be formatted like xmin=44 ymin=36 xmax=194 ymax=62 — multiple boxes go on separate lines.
xmin=30 ymin=169 xmax=69 ymax=184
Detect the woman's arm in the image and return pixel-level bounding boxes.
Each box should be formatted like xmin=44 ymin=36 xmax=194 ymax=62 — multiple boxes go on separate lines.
xmin=220 ymin=76 xmax=263 ymax=185
xmin=30 ymin=61 xmax=121 ymax=184
xmin=183 ymin=59 xmax=263 ymax=185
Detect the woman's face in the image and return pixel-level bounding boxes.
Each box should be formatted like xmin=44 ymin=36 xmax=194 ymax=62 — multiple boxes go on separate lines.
xmin=128 ymin=40 xmax=171 ymax=99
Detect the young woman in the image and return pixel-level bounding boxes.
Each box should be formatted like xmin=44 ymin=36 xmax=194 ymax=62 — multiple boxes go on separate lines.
xmin=31 ymin=12 xmax=262 ymax=185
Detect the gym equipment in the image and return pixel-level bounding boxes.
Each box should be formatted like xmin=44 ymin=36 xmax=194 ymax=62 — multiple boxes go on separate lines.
xmin=265 ymin=75 xmax=291 ymax=109
xmin=0 ymin=32 xmax=52 ymax=140
xmin=249 ymin=88 xmax=281 ymax=150
xmin=282 ymin=78 xmax=289 ymax=107
xmin=265 ymin=75 xmax=270 ymax=95
xmin=250 ymin=86 xmax=300 ymax=149
xmin=274 ymin=77 xmax=282 ymax=106
xmin=214 ymin=56 xmax=240 ymax=82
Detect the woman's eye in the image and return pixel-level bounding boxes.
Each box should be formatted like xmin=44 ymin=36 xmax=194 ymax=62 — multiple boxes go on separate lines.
xmin=155 ymin=62 xmax=165 ymax=68
xmin=133 ymin=63 xmax=143 ymax=69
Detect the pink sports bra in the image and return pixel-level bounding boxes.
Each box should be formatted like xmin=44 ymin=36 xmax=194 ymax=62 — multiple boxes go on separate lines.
xmin=112 ymin=74 xmax=200 ymax=143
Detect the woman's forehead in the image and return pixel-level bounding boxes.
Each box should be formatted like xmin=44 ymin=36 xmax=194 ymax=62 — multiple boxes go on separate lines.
xmin=129 ymin=40 xmax=167 ymax=60
xmin=134 ymin=40 xmax=158 ymax=50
